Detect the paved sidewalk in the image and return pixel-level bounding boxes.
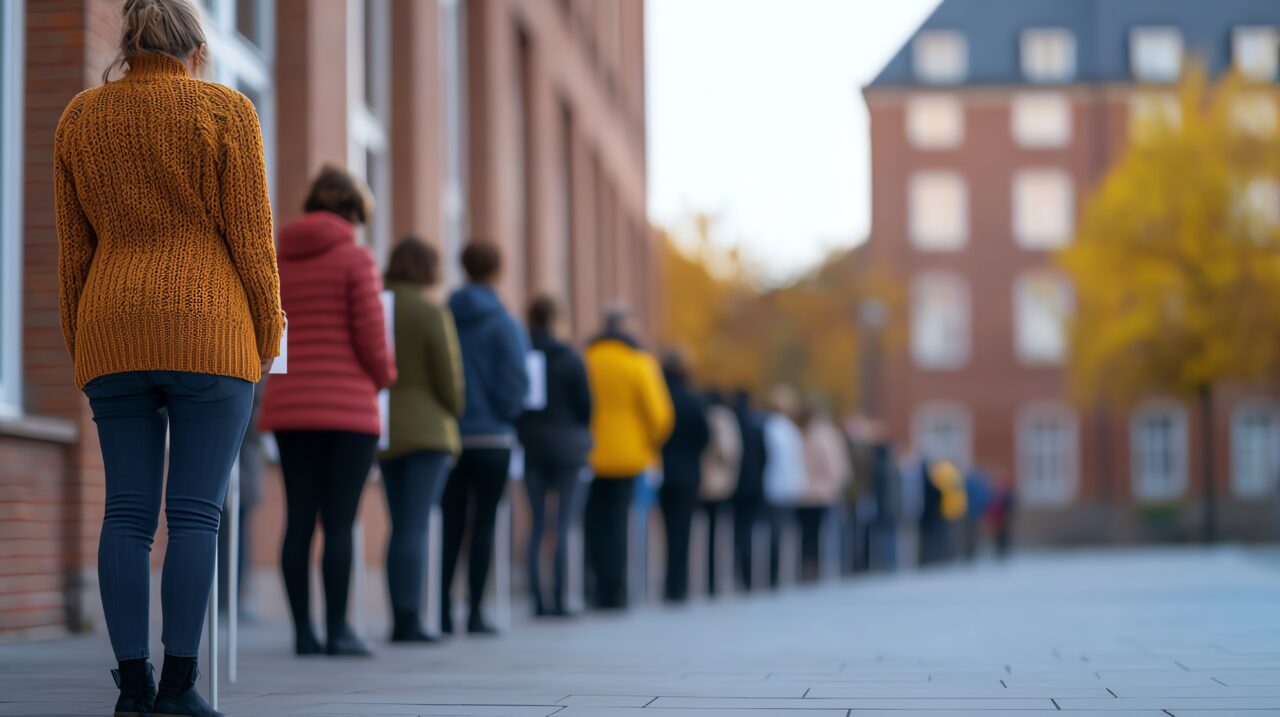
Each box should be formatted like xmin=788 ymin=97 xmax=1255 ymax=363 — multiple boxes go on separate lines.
xmin=3 ymin=548 xmax=1280 ymax=716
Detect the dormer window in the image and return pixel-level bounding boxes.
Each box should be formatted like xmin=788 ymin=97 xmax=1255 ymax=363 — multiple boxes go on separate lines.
xmin=1234 ymin=26 xmax=1279 ymax=81
xmin=913 ymin=31 xmax=968 ymax=84
xmin=1021 ymin=28 xmax=1076 ymax=83
xmin=1130 ymin=27 xmax=1183 ymax=82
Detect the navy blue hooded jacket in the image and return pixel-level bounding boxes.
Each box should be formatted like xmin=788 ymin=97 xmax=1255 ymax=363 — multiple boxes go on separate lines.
xmin=448 ymin=284 xmax=529 ymax=440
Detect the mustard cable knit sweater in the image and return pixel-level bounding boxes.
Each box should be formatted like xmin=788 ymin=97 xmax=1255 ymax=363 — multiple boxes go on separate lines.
xmin=54 ymin=53 xmax=285 ymax=388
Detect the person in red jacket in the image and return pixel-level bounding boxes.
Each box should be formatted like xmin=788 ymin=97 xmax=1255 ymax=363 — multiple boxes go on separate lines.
xmin=259 ymin=166 xmax=396 ymax=658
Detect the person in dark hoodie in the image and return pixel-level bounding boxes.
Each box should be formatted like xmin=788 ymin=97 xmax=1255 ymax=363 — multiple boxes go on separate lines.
xmin=517 ymin=295 xmax=593 ymax=618
xmin=440 ymin=242 xmax=529 ymax=635
xmin=731 ymin=389 xmax=769 ymax=591
xmin=659 ymin=351 xmax=711 ymax=603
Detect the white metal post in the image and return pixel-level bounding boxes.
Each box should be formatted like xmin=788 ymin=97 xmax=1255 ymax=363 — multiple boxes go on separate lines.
xmin=352 ymin=519 xmax=366 ymax=637
xmin=206 ymin=557 xmax=218 ymax=709
xmin=227 ymin=459 xmax=240 ymax=683
xmin=424 ymin=505 xmax=443 ymax=636
xmin=716 ymin=508 xmax=735 ymax=596
xmin=494 ymin=497 xmax=512 ymax=632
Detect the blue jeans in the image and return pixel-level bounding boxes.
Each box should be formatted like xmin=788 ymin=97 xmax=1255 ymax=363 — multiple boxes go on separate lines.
xmin=378 ymin=450 xmax=451 ymax=615
xmin=85 ymin=371 xmax=253 ymax=661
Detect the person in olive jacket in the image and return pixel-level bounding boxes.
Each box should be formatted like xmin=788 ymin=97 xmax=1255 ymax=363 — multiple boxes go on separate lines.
xmin=517 ymin=295 xmax=593 ymax=617
xmin=378 ymin=237 xmax=465 ymax=643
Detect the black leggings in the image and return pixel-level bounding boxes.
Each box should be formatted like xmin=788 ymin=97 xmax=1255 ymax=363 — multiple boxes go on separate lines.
xmin=276 ymin=430 xmax=378 ymax=641
xmin=658 ymin=476 xmax=699 ymax=602
xmin=585 ymin=476 xmax=636 ymax=609
xmin=440 ymin=447 xmax=510 ymax=628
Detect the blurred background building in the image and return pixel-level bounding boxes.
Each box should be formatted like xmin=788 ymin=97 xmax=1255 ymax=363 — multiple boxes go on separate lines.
xmin=865 ymin=0 xmax=1280 ymax=544
xmin=0 ymin=0 xmax=649 ymax=639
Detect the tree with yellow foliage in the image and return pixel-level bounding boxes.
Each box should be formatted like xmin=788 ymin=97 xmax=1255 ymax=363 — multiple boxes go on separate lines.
xmin=1059 ymin=66 xmax=1280 ymax=541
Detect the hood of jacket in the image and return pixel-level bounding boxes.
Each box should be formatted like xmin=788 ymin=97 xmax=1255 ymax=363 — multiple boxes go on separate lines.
xmin=279 ymin=211 xmax=354 ymax=260
xmin=448 ymin=284 xmax=506 ymax=329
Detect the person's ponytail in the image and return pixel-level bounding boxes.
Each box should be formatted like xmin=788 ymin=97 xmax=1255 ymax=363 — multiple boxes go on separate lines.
xmin=102 ymin=0 xmax=206 ymax=84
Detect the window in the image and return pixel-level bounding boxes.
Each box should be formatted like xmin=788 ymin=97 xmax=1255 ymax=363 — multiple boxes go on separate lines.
xmin=1131 ymin=401 xmax=1189 ymax=501
xmin=1017 ymin=403 xmax=1080 ymax=506
xmin=913 ymin=31 xmax=967 ymax=85
xmin=1129 ymin=93 xmax=1182 ymax=142
xmin=1232 ymin=402 xmax=1280 ymax=498
xmin=1234 ymin=27 xmax=1279 ymax=81
xmin=1013 ymin=169 xmax=1074 ymax=249
xmin=0 ymin=0 xmax=24 ymax=416
xmin=202 ymin=0 xmax=275 ymax=203
xmin=1014 ymin=271 xmax=1072 ymax=365
xmin=349 ymin=0 xmax=391 ymax=260
xmin=1130 ymin=27 xmax=1183 ymax=83
xmin=1242 ymin=179 xmax=1280 ymax=227
xmin=911 ymin=272 xmax=969 ymax=370
xmin=906 ymin=95 xmax=964 ymax=149
xmin=1231 ymin=92 xmax=1278 ymax=137
xmin=1021 ymin=28 xmax=1076 ymax=83
xmin=913 ymin=403 xmax=972 ymax=468
xmin=234 ymin=0 xmax=267 ymax=49
xmin=909 ymin=172 xmax=968 ymax=250
xmin=1012 ymin=93 xmax=1072 ymax=148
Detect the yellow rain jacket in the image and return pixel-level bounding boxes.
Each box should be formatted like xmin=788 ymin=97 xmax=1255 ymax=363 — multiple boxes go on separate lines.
xmin=585 ymin=336 xmax=674 ymax=478
xmin=929 ymin=460 xmax=968 ymax=521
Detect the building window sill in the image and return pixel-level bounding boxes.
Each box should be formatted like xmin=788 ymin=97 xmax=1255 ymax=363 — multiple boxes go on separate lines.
xmin=0 ymin=414 xmax=78 ymax=444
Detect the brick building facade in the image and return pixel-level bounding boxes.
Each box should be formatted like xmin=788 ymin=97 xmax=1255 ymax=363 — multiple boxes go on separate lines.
xmin=0 ymin=0 xmax=651 ymax=639
xmin=865 ymin=0 xmax=1280 ymax=544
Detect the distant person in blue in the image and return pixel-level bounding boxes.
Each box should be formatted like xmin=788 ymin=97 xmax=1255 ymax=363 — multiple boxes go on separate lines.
xmin=440 ymin=242 xmax=529 ymax=635
xmin=517 ymin=295 xmax=593 ymax=618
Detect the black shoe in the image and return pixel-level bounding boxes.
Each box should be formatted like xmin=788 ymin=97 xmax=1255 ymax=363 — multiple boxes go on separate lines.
xmin=467 ymin=614 xmax=498 ymax=636
xmin=326 ymin=626 xmax=374 ymax=657
xmin=390 ymin=611 xmax=437 ymax=644
xmin=295 ymin=630 xmax=324 ymax=656
xmin=152 ymin=655 xmax=221 ymax=717
xmin=440 ymin=607 xmax=454 ymax=635
xmin=111 ymin=659 xmax=155 ymax=717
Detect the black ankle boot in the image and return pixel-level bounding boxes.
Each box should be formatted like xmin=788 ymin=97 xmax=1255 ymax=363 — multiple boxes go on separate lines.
xmin=390 ymin=611 xmax=436 ymax=643
xmin=467 ymin=611 xmax=498 ymax=636
xmin=326 ymin=624 xmax=374 ymax=657
xmin=295 ymin=628 xmax=324 ymax=656
xmin=111 ymin=659 xmax=155 ymax=717
xmin=152 ymin=655 xmax=221 ymax=717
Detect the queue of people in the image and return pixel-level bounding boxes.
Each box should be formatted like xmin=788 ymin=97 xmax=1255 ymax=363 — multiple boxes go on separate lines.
xmin=55 ymin=4 xmax=1015 ymax=713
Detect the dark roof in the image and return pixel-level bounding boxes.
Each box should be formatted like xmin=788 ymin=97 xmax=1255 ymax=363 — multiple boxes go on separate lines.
xmin=869 ymin=0 xmax=1280 ymax=88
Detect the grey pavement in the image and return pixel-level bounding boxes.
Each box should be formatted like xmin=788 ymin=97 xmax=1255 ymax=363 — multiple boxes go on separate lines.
xmin=3 ymin=548 xmax=1280 ymax=715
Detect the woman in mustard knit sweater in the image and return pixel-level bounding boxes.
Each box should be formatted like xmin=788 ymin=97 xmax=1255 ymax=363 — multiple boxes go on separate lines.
xmin=54 ymin=1 xmax=283 ymax=716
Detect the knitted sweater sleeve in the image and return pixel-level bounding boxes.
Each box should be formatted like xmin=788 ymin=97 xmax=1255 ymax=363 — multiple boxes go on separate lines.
xmin=54 ymin=95 xmax=97 ymax=359
xmin=218 ymin=92 xmax=285 ymax=360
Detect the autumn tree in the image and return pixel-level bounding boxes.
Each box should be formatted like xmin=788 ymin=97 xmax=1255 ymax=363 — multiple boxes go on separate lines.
xmin=1059 ymin=66 xmax=1280 ymax=541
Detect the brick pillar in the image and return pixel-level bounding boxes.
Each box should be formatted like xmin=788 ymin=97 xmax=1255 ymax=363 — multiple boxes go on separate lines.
xmin=389 ymin=0 xmax=443 ymax=252
xmin=22 ymin=0 xmax=121 ymax=632
xmin=275 ymin=0 xmax=349 ymax=228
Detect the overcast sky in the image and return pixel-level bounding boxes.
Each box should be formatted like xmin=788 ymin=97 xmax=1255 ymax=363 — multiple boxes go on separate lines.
xmin=646 ymin=0 xmax=942 ymax=282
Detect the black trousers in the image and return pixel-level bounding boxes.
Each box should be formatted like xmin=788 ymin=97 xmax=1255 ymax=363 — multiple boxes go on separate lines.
xmin=796 ymin=506 xmax=827 ymax=583
xmin=585 ymin=476 xmax=636 ymax=609
xmin=440 ymin=447 xmax=510 ymax=628
xmin=732 ymin=497 xmax=765 ymax=591
xmin=658 ymin=476 xmax=699 ymax=602
xmin=701 ymin=500 xmax=730 ymax=596
xmin=275 ymin=430 xmax=378 ymax=640
xmin=524 ymin=454 xmax=585 ymax=615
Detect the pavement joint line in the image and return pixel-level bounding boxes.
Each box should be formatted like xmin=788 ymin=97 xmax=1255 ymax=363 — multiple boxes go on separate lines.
xmin=1106 ymin=687 xmax=1118 ymax=697
xmin=1052 ymin=697 xmax=1062 ymax=710
xmin=643 ymin=696 xmax=658 ymax=707
xmin=1212 ymin=676 xmax=1229 ymax=685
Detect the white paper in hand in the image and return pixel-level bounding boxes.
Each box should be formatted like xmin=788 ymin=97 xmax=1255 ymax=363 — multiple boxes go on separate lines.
xmin=270 ymin=325 xmax=288 ymax=374
xmin=524 ymin=350 xmax=547 ymax=410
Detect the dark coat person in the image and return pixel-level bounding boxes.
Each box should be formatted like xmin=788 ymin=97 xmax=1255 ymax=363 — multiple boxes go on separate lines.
xmin=659 ymin=354 xmax=711 ymax=603
xmin=731 ymin=390 xmax=769 ymax=590
xmin=517 ymin=296 xmax=593 ymax=617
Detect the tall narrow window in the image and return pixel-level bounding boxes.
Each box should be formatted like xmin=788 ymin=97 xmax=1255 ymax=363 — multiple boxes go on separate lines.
xmin=0 ymin=0 xmax=24 ymax=415
xmin=1232 ymin=402 xmax=1280 ymax=498
xmin=1017 ymin=403 xmax=1080 ymax=506
xmin=908 ymin=172 xmax=968 ymax=250
xmin=559 ymin=101 xmax=577 ymax=336
xmin=1013 ymin=169 xmax=1075 ymax=248
xmin=912 ymin=31 xmax=967 ymax=85
xmin=515 ymin=24 xmax=536 ymax=301
xmin=911 ymin=272 xmax=969 ymax=370
xmin=912 ymin=403 xmax=972 ymax=468
xmin=1131 ymin=401 xmax=1189 ymax=501
xmin=1013 ymin=271 xmax=1072 ymax=366
xmin=350 ymin=0 xmax=391 ymax=260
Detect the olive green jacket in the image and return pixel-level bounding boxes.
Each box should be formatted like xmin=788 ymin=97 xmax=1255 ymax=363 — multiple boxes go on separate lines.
xmin=381 ymin=281 xmax=465 ymax=458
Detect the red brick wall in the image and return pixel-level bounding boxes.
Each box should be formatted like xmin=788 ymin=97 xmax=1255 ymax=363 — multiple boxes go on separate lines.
xmin=0 ymin=436 xmax=67 ymax=637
